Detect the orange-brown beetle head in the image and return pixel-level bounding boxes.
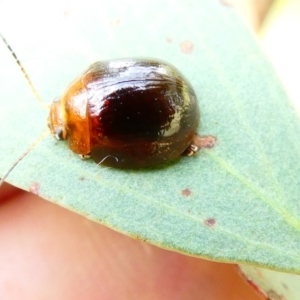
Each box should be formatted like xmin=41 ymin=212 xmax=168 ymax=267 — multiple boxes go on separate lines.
xmin=48 ymin=98 xmax=68 ymax=140
xmin=48 ymin=79 xmax=90 ymax=156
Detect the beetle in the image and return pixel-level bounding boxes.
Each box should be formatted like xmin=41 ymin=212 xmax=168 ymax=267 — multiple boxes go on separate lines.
xmin=0 ymin=33 xmax=216 ymax=185
xmin=48 ymin=59 xmax=201 ymax=168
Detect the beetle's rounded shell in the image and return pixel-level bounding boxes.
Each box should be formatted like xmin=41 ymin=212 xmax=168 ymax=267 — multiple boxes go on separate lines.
xmin=48 ymin=59 xmax=200 ymax=168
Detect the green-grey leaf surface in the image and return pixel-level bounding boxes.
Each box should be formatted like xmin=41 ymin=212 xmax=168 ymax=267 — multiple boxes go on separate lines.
xmin=1 ymin=0 xmax=300 ymax=273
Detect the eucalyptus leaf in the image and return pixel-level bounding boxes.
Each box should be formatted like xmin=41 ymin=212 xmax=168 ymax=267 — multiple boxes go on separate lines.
xmin=239 ymin=265 xmax=300 ymax=300
xmin=1 ymin=0 xmax=300 ymax=273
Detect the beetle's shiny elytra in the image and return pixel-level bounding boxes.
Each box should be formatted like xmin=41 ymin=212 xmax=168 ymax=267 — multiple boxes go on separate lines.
xmin=48 ymin=59 xmax=200 ymax=168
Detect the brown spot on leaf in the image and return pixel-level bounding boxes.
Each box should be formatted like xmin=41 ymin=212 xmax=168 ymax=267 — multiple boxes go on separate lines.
xmin=204 ymin=218 xmax=216 ymax=227
xmin=267 ymin=290 xmax=285 ymax=300
xmin=181 ymin=188 xmax=191 ymax=197
xmin=79 ymin=176 xmax=85 ymax=181
xmin=128 ymin=233 xmax=147 ymax=243
xmin=220 ymin=0 xmax=233 ymax=6
xmin=29 ymin=182 xmax=40 ymax=195
xmin=111 ymin=19 xmax=121 ymax=26
xmin=63 ymin=10 xmax=70 ymax=16
xmin=166 ymin=37 xmax=173 ymax=43
xmin=180 ymin=40 xmax=194 ymax=54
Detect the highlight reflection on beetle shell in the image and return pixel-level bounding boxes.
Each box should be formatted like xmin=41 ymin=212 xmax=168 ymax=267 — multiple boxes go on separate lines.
xmin=48 ymin=59 xmax=200 ymax=168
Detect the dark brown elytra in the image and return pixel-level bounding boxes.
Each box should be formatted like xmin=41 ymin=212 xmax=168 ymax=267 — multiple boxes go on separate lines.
xmin=48 ymin=59 xmax=204 ymax=168
xmin=0 ymin=33 xmax=216 ymax=186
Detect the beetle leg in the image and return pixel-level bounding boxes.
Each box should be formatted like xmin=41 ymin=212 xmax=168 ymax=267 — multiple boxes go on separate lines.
xmin=79 ymin=153 xmax=91 ymax=160
xmin=185 ymin=144 xmax=199 ymax=156
xmin=184 ymin=135 xmax=216 ymax=156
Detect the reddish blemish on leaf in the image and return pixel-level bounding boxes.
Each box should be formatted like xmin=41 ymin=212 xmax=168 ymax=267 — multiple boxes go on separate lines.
xmin=111 ymin=19 xmax=121 ymax=26
xmin=204 ymin=218 xmax=216 ymax=227
xmin=220 ymin=0 xmax=233 ymax=6
xmin=29 ymin=182 xmax=40 ymax=195
xmin=180 ymin=40 xmax=194 ymax=54
xmin=193 ymin=135 xmax=217 ymax=149
xmin=236 ymin=266 xmax=268 ymax=299
xmin=63 ymin=10 xmax=70 ymax=16
xmin=181 ymin=188 xmax=191 ymax=196
xmin=246 ymin=279 xmax=268 ymax=298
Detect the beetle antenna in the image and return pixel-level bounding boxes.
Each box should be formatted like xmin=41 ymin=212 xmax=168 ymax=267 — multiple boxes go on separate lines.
xmin=1 ymin=34 xmax=50 ymax=186
xmin=0 ymin=130 xmax=49 ymax=187
xmin=97 ymin=155 xmax=119 ymax=165
xmin=0 ymin=33 xmax=49 ymax=108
